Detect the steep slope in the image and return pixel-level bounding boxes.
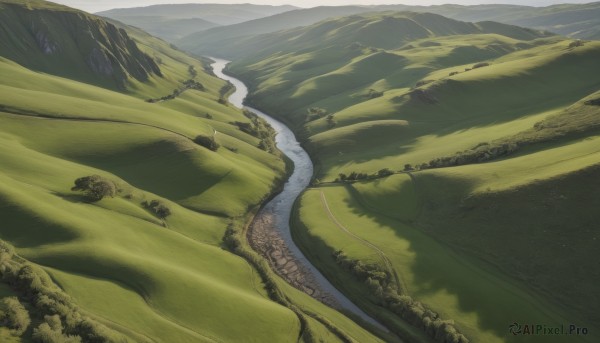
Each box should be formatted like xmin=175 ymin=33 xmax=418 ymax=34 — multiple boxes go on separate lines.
xmin=0 ymin=1 xmax=388 ymax=342
xmin=0 ymin=0 xmax=161 ymax=90
xmin=219 ymin=11 xmax=600 ymax=343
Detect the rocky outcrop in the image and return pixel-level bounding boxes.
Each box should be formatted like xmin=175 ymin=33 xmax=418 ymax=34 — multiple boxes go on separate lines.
xmin=0 ymin=2 xmax=162 ymax=89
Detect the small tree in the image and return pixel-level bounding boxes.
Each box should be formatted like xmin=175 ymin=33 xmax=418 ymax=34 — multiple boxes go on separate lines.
xmin=404 ymin=164 xmax=414 ymax=172
xmin=338 ymin=173 xmax=347 ymax=182
xmin=71 ymin=175 xmax=116 ymax=201
xmin=194 ymin=135 xmax=220 ymax=151
xmin=377 ymin=168 xmax=394 ymax=178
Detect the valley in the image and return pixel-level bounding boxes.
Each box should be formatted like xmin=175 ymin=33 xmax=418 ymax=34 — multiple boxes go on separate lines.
xmin=0 ymin=0 xmax=598 ymax=342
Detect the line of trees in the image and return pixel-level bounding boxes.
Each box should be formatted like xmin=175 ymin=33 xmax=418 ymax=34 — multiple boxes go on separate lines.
xmin=333 ymin=250 xmax=469 ymax=343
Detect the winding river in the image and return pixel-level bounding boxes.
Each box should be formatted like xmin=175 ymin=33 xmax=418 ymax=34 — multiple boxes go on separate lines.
xmin=210 ymin=58 xmax=388 ymax=331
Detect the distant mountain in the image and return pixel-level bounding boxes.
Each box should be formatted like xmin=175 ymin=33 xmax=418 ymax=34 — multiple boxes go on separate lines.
xmin=178 ymin=2 xmax=600 ymax=53
xmin=181 ymin=11 xmax=552 ymax=60
xmin=100 ymin=15 xmax=219 ymax=41
xmin=98 ymin=3 xmax=297 ymax=27
xmin=374 ymin=2 xmax=600 ymax=40
xmin=0 ymin=0 xmax=161 ymax=89
xmin=178 ymin=6 xmax=370 ymax=48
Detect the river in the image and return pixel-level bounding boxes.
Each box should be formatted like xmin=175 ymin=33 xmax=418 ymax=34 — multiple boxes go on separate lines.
xmin=209 ymin=58 xmax=389 ymax=331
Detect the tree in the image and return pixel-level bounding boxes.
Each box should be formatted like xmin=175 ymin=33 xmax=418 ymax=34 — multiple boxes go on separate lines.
xmin=142 ymin=200 xmax=172 ymax=219
xmin=338 ymin=173 xmax=347 ymax=182
xmin=404 ymin=164 xmax=414 ymax=172
xmin=194 ymin=135 xmax=220 ymax=151
xmin=1 ymin=297 xmax=31 ymax=335
xmin=71 ymin=175 xmax=116 ymax=201
xmin=377 ymin=168 xmax=394 ymax=178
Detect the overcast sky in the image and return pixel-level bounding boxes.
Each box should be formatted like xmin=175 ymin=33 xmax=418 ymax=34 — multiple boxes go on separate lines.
xmin=52 ymin=0 xmax=594 ymax=13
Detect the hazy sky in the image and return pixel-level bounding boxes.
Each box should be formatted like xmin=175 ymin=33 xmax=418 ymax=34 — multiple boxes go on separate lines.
xmin=52 ymin=0 xmax=594 ymax=13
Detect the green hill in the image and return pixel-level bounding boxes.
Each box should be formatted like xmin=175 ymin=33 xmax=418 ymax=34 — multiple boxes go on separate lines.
xmin=217 ymin=11 xmax=600 ymax=343
xmin=101 ymin=16 xmax=219 ymax=42
xmin=0 ymin=0 xmax=162 ymax=90
xmin=0 ymin=1 xmax=388 ymax=342
xmin=98 ymin=3 xmax=297 ymax=37
xmin=178 ymin=2 xmax=600 ymax=56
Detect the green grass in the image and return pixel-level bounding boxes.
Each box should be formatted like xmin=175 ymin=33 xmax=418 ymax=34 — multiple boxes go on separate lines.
xmin=0 ymin=3 xmax=393 ymax=341
xmin=219 ymin=11 xmax=600 ymax=343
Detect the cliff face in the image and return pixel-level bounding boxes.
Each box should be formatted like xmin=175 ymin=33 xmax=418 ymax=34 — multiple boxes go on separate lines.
xmin=0 ymin=1 xmax=161 ymax=89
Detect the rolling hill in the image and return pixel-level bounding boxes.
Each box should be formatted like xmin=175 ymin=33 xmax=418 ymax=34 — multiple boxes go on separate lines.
xmin=178 ymin=2 xmax=600 ymax=54
xmin=209 ymin=11 xmax=600 ymax=343
xmin=0 ymin=1 xmax=388 ymax=342
xmin=97 ymin=3 xmax=297 ymax=41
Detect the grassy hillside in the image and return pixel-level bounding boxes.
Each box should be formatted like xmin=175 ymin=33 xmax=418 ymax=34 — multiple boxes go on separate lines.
xmin=0 ymin=0 xmax=161 ymax=90
xmin=0 ymin=1 xmax=388 ymax=342
xmin=178 ymin=2 xmax=599 ymax=56
xmin=102 ymin=16 xmax=219 ymax=42
xmin=218 ymin=11 xmax=600 ymax=342
xmin=98 ymin=3 xmax=297 ymax=38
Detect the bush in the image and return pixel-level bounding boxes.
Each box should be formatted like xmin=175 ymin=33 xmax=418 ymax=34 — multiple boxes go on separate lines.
xmin=1 ymin=297 xmax=31 ymax=335
xmin=142 ymin=200 xmax=172 ymax=219
xmin=584 ymin=98 xmax=600 ymax=106
xmin=194 ymin=135 xmax=220 ymax=151
xmin=71 ymin=175 xmax=117 ymax=201
xmin=472 ymin=62 xmax=490 ymax=69
xmin=377 ymin=168 xmax=394 ymax=177
xmin=367 ymin=89 xmax=384 ymax=99
xmin=568 ymin=40 xmax=584 ymax=49
xmin=449 ymin=71 xmax=459 ymax=76
xmin=32 ymin=315 xmax=82 ymax=343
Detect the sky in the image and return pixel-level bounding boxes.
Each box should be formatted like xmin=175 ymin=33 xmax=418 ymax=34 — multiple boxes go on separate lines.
xmin=52 ymin=0 xmax=594 ymax=13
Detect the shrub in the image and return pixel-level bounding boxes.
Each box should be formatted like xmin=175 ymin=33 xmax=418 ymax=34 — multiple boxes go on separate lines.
xmin=377 ymin=168 xmax=394 ymax=177
xmin=415 ymin=80 xmax=434 ymax=88
xmin=142 ymin=200 xmax=172 ymax=219
xmin=71 ymin=175 xmax=117 ymax=201
xmin=584 ymin=98 xmax=600 ymax=106
xmin=194 ymin=135 xmax=220 ymax=151
xmin=404 ymin=164 xmax=414 ymax=172
xmin=326 ymin=114 xmax=337 ymax=129
xmin=367 ymin=89 xmax=384 ymax=99
xmin=568 ymin=40 xmax=584 ymax=49
xmin=449 ymin=71 xmax=459 ymax=76
xmin=1 ymin=297 xmax=31 ymax=335
xmin=472 ymin=62 xmax=490 ymax=69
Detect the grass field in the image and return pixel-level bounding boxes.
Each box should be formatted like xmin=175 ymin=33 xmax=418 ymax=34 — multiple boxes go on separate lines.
xmin=0 ymin=1 xmax=392 ymax=341
xmin=221 ymin=11 xmax=600 ymax=342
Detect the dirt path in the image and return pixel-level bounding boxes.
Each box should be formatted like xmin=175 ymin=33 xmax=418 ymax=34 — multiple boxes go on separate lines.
xmin=319 ymin=190 xmax=402 ymax=292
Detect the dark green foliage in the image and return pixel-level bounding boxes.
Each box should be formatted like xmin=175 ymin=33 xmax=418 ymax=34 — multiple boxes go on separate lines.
xmin=204 ymin=113 xmax=213 ymax=119
xmin=194 ymin=135 xmax=220 ymax=151
xmin=306 ymin=107 xmax=328 ymax=122
xmin=32 ymin=315 xmax=82 ymax=343
xmin=326 ymin=114 xmax=337 ymax=129
xmin=472 ymin=62 xmax=490 ymax=69
xmin=403 ymin=164 xmax=414 ymax=172
xmin=219 ymin=82 xmax=234 ymax=98
xmin=367 ymin=89 xmax=384 ymax=99
xmin=240 ymin=110 xmax=278 ymax=153
xmin=0 ymin=296 xmax=31 ymax=335
xmin=188 ymin=65 xmax=198 ymax=78
xmin=585 ymin=98 xmax=600 ymax=106
xmin=333 ymin=251 xmax=469 ymax=343
xmin=377 ymin=168 xmax=394 ymax=177
xmin=414 ymin=79 xmax=434 ymax=88
xmin=568 ymin=40 xmax=585 ymax=49
xmin=71 ymin=175 xmax=117 ymax=201
xmin=142 ymin=200 xmax=172 ymax=219
xmin=449 ymin=71 xmax=459 ymax=76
